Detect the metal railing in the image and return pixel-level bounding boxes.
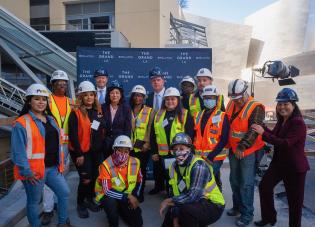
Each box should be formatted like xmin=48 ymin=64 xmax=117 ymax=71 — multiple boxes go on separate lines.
xmin=0 ymin=158 xmax=14 ymax=199
xmin=31 ymin=23 xmax=114 ymax=31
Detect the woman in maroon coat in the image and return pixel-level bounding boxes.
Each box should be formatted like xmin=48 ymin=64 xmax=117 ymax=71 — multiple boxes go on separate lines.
xmin=251 ymin=88 xmax=310 ymax=227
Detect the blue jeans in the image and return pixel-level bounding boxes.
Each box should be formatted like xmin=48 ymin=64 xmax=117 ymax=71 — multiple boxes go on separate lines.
xmin=212 ymin=160 xmax=223 ymax=176
xmin=22 ymin=166 xmax=70 ymax=226
xmin=229 ymin=151 xmax=256 ymax=223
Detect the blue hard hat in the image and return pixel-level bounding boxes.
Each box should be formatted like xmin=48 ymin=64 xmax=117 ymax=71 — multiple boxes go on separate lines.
xmin=149 ymin=67 xmax=164 ymax=79
xmin=170 ymin=132 xmax=194 ymax=150
xmin=94 ymin=68 xmax=108 ymax=78
xmin=108 ymin=80 xmax=123 ymax=90
xmin=276 ymin=88 xmax=298 ymax=102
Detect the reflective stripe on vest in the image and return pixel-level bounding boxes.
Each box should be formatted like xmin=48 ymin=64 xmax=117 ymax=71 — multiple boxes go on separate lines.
xmin=168 ymin=156 xmax=225 ymax=205
xmin=227 ymin=97 xmax=265 ymax=156
xmin=154 ymin=109 xmax=188 ymax=156
xmin=189 ymin=94 xmax=201 ymax=117
xmin=131 ymin=106 xmax=152 ymax=153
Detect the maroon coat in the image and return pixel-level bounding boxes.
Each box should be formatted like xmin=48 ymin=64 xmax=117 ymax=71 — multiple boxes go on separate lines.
xmin=263 ymin=116 xmax=310 ymax=173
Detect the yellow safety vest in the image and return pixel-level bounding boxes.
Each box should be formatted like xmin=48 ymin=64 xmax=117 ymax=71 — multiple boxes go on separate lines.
xmin=169 ymin=156 xmax=225 ymax=205
xmin=154 ymin=109 xmax=188 ymax=156
xmin=49 ymin=95 xmax=71 ymax=144
xmin=189 ymin=93 xmax=224 ymax=117
xmin=94 ymin=156 xmax=140 ymax=203
xmin=131 ymin=106 xmax=152 ymax=153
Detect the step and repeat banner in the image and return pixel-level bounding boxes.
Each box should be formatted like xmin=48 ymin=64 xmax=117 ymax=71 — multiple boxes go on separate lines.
xmin=77 ymin=47 xmax=212 ymax=94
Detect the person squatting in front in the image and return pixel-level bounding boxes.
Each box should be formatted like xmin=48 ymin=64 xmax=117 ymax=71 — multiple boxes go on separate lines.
xmin=95 ymin=135 xmax=143 ymax=227
xmin=10 ymin=83 xmax=71 ymax=227
xmin=68 ymin=81 xmax=105 ymax=219
xmin=160 ymin=132 xmax=225 ymax=227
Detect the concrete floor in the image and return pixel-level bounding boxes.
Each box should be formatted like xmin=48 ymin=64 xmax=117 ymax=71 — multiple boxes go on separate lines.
xmin=14 ymin=166 xmax=315 ymax=227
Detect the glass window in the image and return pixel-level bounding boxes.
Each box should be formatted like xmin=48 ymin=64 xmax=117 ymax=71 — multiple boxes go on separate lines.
xmin=83 ymin=2 xmax=99 ymax=14
xmin=30 ymin=0 xmax=49 ymax=6
xmin=65 ymin=4 xmax=82 ymax=16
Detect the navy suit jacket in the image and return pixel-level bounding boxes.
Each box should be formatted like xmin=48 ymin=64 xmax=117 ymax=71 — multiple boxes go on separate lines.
xmin=146 ymin=92 xmax=154 ymax=108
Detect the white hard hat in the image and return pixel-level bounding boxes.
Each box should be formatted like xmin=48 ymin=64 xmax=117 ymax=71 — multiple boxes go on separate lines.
xmin=163 ymin=87 xmax=181 ymax=99
xmin=26 ymin=83 xmax=50 ymax=97
xmin=77 ymin=81 xmax=96 ymax=94
xmin=196 ymin=68 xmax=213 ymax=79
xmin=50 ymin=70 xmax=69 ymax=83
xmin=131 ymin=85 xmax=147 ymax=96
xmin=180 ymin=76 xmax=196 ymax=90
xmin=112 ymin=135 xmax=133 ymax=149
xmin=228 ymin=79 xmax=248 ymax=100
xmin=201 ymin=85 xmax=218 ymax=97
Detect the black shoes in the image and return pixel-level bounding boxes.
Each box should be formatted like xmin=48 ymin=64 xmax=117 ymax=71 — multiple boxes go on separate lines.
xmin=254 ymin=220 xmax=276 ymax=226
xmin=85 ymin=199 xmax=100 ymax=212
xmin=77 ymin=204 xmax=89 ymax=218
xmin=226 ymin=208 xmax=241 ymax=216
xmin=41 ymin=211 xmax=54 ymax=225
xmin=148 ymin=188 xmax=162 ymax=195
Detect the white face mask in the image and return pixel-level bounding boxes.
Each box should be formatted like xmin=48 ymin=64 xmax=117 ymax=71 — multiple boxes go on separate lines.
xmin=204 ymin=99 xmax=216 ymax=109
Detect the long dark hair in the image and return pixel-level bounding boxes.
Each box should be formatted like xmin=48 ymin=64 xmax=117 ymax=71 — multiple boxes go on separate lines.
xmin=129 ymin=93 xmax=145 ymax=109
xmin=105 ymin=87 xmax=125 ymax=106
xmin=276 ymin=101 xmax=302 ymax=122
xmin=161 ymin=97 xmax=185 ymax=124
xmin=19 ymin=96 xmax=53 ymax=117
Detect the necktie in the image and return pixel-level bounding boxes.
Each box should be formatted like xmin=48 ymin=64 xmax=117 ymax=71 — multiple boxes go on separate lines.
xmin=154 ymin=94 xmax=160 ymax=110
xmin=99 ymin=90 xmax=105 ymax=104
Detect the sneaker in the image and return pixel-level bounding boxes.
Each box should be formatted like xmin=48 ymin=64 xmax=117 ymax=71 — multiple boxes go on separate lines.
xmin=85 ymin=199 xmax=100 ymax=212
xmin=57 ymin=218 xmax=74 ymax=227
xmin=227 ymin=208 xmax=241 ymax=216
xmin=254 ymin=220 xmax=276 ymax=226
xmin=235 ymin=219 xmax=251 ymax=227
xmin=77 ymin=204 xmax=89 ymax=218
xmin=148 ymin=188 xmax=162 ymax=195
xmin=41 ymin=211 xmax=54 ymax=225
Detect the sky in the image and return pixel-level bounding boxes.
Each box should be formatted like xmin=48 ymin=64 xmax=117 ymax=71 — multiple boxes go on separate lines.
xmin=185 ymin=0 xmax=278 ymax=24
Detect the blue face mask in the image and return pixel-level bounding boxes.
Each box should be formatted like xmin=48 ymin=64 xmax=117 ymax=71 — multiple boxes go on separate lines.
xmin=204 ymin=99 xmax=216 ymax=109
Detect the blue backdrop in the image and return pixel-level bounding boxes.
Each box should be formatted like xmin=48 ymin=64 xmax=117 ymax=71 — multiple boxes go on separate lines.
xmin=77 ymin=47 xmax=212 ymax=94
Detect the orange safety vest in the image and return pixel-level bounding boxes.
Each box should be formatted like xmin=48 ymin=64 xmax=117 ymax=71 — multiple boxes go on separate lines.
xmin=194 ymin=108 xmax=227 ymax=161
xmin=68 ymin=109 xmax=91 ymax=153
xmin=13 ymin=114 xmax=64 ymax=180
xmin=226 ymin=97 xmax=265 ymax=157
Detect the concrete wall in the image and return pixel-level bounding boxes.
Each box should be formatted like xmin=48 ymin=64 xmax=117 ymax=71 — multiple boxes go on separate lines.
xmin=50 ymin=0 xmax=67 ymax=30
xmin=0 ymin=0 xmax=30 ymax=24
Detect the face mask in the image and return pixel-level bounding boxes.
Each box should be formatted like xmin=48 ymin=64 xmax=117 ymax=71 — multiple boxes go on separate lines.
xmin=175 ymin=149 xmax=191 ymax=166
xmin=204 ymin=99 xmax=216 ymax=109
xmin=112 ymin=150 xmax=129 ymax=167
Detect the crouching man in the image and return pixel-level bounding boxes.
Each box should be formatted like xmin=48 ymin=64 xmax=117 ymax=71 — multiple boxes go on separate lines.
xmin=160 ymin=132 xmax=225 ymax=227
xmin=95 ymin=135 xmax=143 ymax=227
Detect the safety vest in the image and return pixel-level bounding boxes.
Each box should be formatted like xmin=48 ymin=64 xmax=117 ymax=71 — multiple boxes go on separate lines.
xmin=226 ymin=97 xmax=265 ymax=157
xmin=95 ymin=156 xmax=140 ymax=203
xmin=131 ymin=106 xmax=153 ymax=153
xmin=169 ymin=156 xmax=225 ymax=206
xmin=49 ymin=95 xmax=72 ymax=144
xmin=194 ymin=108 xmax=227 ymax=161
xmin=189 ymin=93 xmax=224 ymax=117
xmin=154 ymin=109 xmax=188 ymax=156
xmin=13 ymin=114 xmax=64 ymax=180
xmin=68 ymin=109 xmax=91 ymax=153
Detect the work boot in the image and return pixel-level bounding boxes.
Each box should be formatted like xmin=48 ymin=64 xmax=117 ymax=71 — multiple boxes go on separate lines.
xmin=77 ymin=204 xmax=89 ymax=218
xmin=41 ymin=211 xmax=54 ymax=225
xmin=227 ymin=207 xmax=241 ymax=216
xmin=85 ymin=198 xmax=100 ymax=212
xmin=254 ymin=220 xmax=276 ymax=226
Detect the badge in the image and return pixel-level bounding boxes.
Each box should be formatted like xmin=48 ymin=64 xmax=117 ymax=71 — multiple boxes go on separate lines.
xmin=115 ymin=178 xmax=121 ymax=186
xmin=136 ymin=119 xmax=141 ymax=127
xmin=164 ymin=158 xmax=176 ymax=170
xmin=162 ymin=119 xmax=169 ymax=127
xmin=212 ymin=115 xmax=221 ymax=124
xmin=178 ymin=179 xmax=186 ymax=192
xmin=91 ymin=120 xmax=100 ymax=130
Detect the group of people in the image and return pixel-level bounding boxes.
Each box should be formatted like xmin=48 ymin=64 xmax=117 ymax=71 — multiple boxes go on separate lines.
xmin=11 ymin=66 xmax=309 ymax=227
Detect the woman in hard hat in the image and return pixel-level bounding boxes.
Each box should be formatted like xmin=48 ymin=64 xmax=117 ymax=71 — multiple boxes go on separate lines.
xmin=252 ymin=88 xmax=310 ymax=227
xmin=160 ymin=132 xmax=225 ymax=227
xmin=94 ymin=135 xmax=143 ymax=227
xmin=102 ymin=80 xmax=131 ymax=159
xmin=68 ymin=81 xmax=105 ymax=219
xmin=11 ymin=83 xmax=72 ymax=227
xmin=150 ymin=87 xmax=194 ymax=194
xmin=129 ymin=85 xmax=155 ymax=202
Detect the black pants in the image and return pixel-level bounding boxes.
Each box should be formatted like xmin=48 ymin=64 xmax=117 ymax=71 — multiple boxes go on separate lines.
xmin=259 ymin=164 xmax=307 ymax=227
xmin=131 ymin=151 xmax=150 ymax=199
xmin=162 ymin=199 xmax=224 ymax=227
xmin=71 ymin=151 xmax=102 ymax=205
xmin=101 ymin=196 xmax=143 ymax=227
xmin=152 ymin=157 xmax=165 ymax=191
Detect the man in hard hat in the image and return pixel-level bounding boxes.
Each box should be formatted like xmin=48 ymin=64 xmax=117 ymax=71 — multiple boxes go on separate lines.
xmin=146 ymin=66 xmax=166 ymax=111
xmin=94 ymin=68 xmax=109 ymax=105
xmin=225 ymin=79 xmax=265 ymax=227
xmin=42 ymin=70 xmax=73 ymax=225
xmin=180 ymin=75 xmax=196 ymax=108
xmin=184 ymin=68 xmax=225 ymax=117
xmin=193 ymin=85 xmax=230 ymax=191
xmin=95 ymin=135 xmax=143 ymax=227
xmin=160 ymin=132 xmax=225 ymax=227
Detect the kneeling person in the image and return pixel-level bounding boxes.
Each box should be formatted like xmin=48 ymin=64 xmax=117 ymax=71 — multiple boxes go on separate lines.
xmin=95 ymin=135 xmax=143 ymax=227
xmin=160 ymin=133 xmax=225 ymax=227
